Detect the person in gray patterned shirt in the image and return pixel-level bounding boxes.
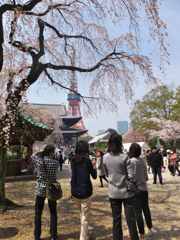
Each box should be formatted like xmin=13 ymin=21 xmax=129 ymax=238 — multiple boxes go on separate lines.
xmin=33 ymin=145 xmax=59 ymax=240
xmin=128 ymin=143 xmax=153 ymax=240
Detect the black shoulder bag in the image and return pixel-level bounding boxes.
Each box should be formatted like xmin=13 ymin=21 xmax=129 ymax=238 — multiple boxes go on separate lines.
xmin=42 ymin=158 xmax=63 ymax=201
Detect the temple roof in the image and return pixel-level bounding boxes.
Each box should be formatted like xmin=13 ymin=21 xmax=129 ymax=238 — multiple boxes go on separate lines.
xmin=61 ymin=116 xmax=82 ymax=128
xmin=61 ymin=127 xmax=88 ymax=137
xmin=10 ymin=113 xmax=53 ymax=146
xmin=21 ymin=114 xmax=51 ymax=130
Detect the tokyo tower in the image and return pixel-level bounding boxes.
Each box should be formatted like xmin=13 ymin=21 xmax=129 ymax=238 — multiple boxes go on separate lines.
xmin=67 ymin=53 xmax=86 ymax=130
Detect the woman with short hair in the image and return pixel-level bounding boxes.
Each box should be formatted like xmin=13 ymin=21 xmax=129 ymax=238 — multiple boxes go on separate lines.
xmin=103 ymin=134 xmax=139 ymax=240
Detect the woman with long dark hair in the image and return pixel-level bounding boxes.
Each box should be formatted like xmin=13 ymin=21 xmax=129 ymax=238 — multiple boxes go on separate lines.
xmin=103 ymin=133 xmax=139 ymax=240
xmin=71 ymin=140 xmax=97 ymax=240
xmin=33 ymin=145 xmax=59 ymax=240
xmin=128 ymin=143 xmax=153 ymax=240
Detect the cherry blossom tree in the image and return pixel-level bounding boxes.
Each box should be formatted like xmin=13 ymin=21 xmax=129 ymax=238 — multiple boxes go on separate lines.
xmin=148 ymin=118 xmax=180 ymax=145
xmin=0 ymin=0 xmax=168 ymax=205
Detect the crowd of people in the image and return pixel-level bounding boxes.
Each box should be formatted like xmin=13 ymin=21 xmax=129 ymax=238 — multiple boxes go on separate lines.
xmin=32 ymin=134 xmax=179 ymax=240
xmin=144 ymin=147 xmax=180 ymax=184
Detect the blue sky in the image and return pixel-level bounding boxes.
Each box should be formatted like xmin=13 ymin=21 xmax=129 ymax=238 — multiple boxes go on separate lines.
xmin=27 ymin=1 xmax=180 ymax=136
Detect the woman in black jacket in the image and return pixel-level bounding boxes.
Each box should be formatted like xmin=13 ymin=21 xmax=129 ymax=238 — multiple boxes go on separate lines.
xmin=71 ymin=140 xmax=97 ymax=240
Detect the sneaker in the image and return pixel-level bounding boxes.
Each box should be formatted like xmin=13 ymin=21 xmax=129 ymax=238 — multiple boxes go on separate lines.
xmin=148 ymin=227 xmax=157 ymax=234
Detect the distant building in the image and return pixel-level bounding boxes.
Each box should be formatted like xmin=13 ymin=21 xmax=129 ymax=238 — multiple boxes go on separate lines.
xmin=89 ymin=128 xmax=117 ymax=145
xmin=117 ymin=121 xmax=128 ymax=134
xmin=97 ymin=129 xmax=106 ymax=135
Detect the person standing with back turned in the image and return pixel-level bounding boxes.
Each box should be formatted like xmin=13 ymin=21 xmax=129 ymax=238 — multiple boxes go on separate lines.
xmin=71 ymin=140 xmax=97 ymax=240
xmin=103 ymin=133 xmax=139 ymax=240
xmin=33 ymin=145 xmax=59 ymax=240
xmin=149 ymin=147 xmax=163 ymax=184
xmin=128 ymin=143 xmax=153 ymax=240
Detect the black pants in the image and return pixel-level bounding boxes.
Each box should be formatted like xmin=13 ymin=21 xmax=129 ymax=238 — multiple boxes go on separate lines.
xmin=34 ymin=196 xmax=57 ymax=240
xmin=99 ymin=175 xmax=108 ymax=187
xmin=135 ymin=191 xmax=152 ymax=235
xmin=59 ymin=162 xmax=63 ymax=171
xmin=152 ymin=167 xmax=163 ymax=184
xmin=168 ymin=164 xmax=175 ymax=176
xmin=110 ymin=197 xmax=139 ymax=240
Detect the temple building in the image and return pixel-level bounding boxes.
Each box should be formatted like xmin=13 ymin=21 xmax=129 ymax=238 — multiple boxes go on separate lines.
xmin=61 ymin=116 xmax=87 ymax=145
xmin=6 ymin=102 xmax=87 ymax=177
xmin=25 ymin=102 xmax=87 ymax=149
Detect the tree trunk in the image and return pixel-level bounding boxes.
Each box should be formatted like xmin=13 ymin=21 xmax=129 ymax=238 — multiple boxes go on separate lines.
xmin=0 ymin=63 xmax=43 ymax=205
xmin=0 ymin=148 xmax=7 ymax=206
